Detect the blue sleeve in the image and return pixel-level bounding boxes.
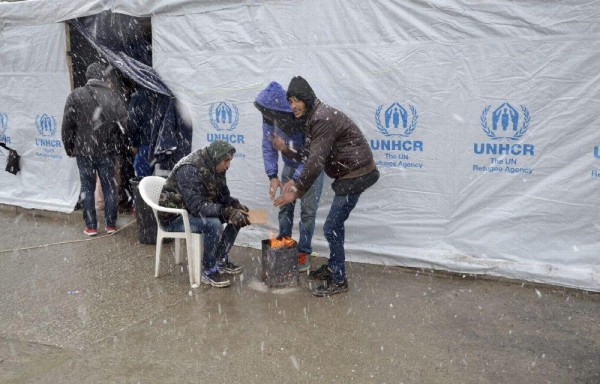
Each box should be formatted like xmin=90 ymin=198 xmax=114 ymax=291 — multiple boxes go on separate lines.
xmin=262 ymin=120 xmax=279 ymax=178
xmin=176 ymin=165 xmax=224 ymax=218
xmin=292 ymin=163 xmax=304 ymax=180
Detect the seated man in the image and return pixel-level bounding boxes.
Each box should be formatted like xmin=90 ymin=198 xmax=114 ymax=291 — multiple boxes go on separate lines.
xmin=158 ymin=140 xmax=250 ymax=288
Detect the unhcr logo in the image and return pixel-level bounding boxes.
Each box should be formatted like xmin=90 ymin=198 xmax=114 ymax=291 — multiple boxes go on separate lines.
xmin=0 ymin=112 xmax=7 ymax=132
xmin=36 ymin=113 xmax=57 ymax=137
xmin=480 ymin=102 xmax=530 ymax=141
xmin=475 ymin=102 xmax=534 ymax=157
xmin=375 ymin=102 xmax=418 ymax=137
xmin=34 ymin=113 xmax=62 ymax=150
xmin=207 ymin=101 xmax=245 ymax=144
xmin=592 ymin=147 xmax=600 ymax=178
xmin=0 ymin=112 xmax=7 ymax=144
xmin=209 ymin=102 xmax=239 ymax=132
xmin=371 ymin=102 xmax=423 ymax=152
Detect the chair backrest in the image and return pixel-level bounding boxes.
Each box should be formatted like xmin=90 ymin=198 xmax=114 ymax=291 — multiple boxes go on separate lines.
xmin=138 ymin=176 xmax=166 ymax=208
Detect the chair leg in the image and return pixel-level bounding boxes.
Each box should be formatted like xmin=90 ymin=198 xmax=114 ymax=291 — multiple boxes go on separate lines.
xmin=155 ymin=236 xmax=163 ymax=278
xmin=188 ymin=234 xmax=202 ymax=288
xmin=174 ymin=238 xmax=183 ymax=264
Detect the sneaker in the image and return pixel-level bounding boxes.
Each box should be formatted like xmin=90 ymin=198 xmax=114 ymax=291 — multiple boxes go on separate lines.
xmin=309 ymin=264 xmax=332 ymax=280
xmin=200 ymin=269 xmax=231 ymax=288
xmin=105 ymin=226 xmax=117 ymax=234
xmin=298 ymin=252 xmax=311 ymax=272
xmin=217 ymin=260 xmax=243 ymax=275
xmin=312 ymin=278 xmax=349 ymax=297
xmin=83 ymin=227 xmax=97 ymax=236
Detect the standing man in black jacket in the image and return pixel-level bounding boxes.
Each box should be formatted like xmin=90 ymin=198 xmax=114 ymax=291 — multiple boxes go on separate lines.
xmin=274 ymin=76 xmax=379 ymax=296
xmin=61 ymin=62 xmax=128 ymax=236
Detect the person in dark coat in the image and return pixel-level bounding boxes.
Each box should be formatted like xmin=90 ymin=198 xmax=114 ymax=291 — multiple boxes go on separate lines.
xmin=254 ymin=81 xmax=324 ymax=272
xmin=274 ymin=76 xmax=380 ymax=296
xmin=61 ymin=61 xmax=128 ymax=236
xmin=158 ymin=140 xmax=250 ymax=288
xmin=128 ymin=87 xmax=158 ymax=177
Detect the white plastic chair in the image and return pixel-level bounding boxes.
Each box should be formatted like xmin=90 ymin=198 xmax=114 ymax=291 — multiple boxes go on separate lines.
xmin=138 ymin=176 xmax=203 ymax=288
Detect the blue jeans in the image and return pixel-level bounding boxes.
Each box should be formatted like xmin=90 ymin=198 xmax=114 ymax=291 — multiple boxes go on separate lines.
xmin=76 ymin=156 xmax=117 ymax=229
xmin=323 ymin=193 xmax=361 ymax=283
xmin=165 ymin=216 xmax=239 ymax=270
xmin=278 ymin=164 xmax=324 ymax=254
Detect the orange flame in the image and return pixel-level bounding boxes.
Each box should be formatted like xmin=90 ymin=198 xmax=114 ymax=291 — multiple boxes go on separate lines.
xmin=269 ymin=236 xmax=295 ymax=249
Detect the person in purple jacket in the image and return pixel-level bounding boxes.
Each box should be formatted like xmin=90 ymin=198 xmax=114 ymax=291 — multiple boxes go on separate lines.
xmin=254 ymin=81 xmax=324 ymax=272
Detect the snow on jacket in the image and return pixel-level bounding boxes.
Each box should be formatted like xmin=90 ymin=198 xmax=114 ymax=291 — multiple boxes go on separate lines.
xmin=61 ymin=79 xmax=127 ymax=157
xmin=157 ymin=145 xmax=238 ymax=226
xmin=255 ymin=81 xmax=306 ymax=180
xmin=293 ymin=99 xmax=376 ymax=197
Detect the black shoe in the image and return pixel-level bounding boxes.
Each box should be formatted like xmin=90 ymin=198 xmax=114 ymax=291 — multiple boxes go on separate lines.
xmin=200 ymin=270 xmax=231 ymax=288
xmin=217 ymin=260 xmax=243 ymax=275
xmin=312 ymin=278 xmax=349 ymax=297
xmin=309 ymin=264 xmax=332 ymax=280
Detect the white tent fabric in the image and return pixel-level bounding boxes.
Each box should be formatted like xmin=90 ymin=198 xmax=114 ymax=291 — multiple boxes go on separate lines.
xmin=0 ymin=0 xmax=599 ymax=291
xmin=0 ymin=23 xmax=78 ymax=212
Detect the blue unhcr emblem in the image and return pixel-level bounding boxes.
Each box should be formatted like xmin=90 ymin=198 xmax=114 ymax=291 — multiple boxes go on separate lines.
xmin=375 ymin=102 xmax=418 ymax=137
xmin=480 ymin=102 xmax=530 ymax=141
xmin=0 ymin=112 xmax=7 ymax=143
xmin=36 ymin=113 xmax=57 ymax=137
xmin=0 ymin=112 xmax=7 ymax=132
xmin=209 ymin=101 xmax=239 ymax=132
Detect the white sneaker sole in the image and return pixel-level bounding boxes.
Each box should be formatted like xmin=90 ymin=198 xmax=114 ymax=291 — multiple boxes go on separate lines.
xmin=200 ymin=275 xmax=231 ymax=288
xmin=218 ymin=267 xmax=243 ymax=275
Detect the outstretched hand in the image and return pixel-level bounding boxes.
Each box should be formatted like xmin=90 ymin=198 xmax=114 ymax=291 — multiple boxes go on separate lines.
xmin=281 ymin=179 xmax=296 ymax=195
xmin=272 ymin=133 xmax=287 ymax=151
xmin=268 ymin=178 xmax=281 ymax=200
xmin=273 ymin=188 xmax=296 ymax=207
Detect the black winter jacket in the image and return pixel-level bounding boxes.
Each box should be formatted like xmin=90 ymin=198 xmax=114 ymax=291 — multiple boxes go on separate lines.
xmin=61 ymin=80 xmax=127 ymax=157
xmin=157 ymin=148 xmax=238 ymax=226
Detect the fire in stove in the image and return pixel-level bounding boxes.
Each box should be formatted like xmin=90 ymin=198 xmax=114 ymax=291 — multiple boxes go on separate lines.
xmin=261 ymin=237 xmax=299 ymax=287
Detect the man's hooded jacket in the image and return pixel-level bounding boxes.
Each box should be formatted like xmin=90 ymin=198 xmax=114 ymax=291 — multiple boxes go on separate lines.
xmin=286 ymin=76 xmax=377 ymax=197
xmin=158 ymin=140 xmax=239 ymax=226
xmin=254 ymin=81 xmax=306 ymax=180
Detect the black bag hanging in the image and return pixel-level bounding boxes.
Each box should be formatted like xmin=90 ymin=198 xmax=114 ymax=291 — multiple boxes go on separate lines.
xmin=5 ymin=149 xmax=20 ymax=175
xmin=0 ymin=142 xmax=20 ymax=175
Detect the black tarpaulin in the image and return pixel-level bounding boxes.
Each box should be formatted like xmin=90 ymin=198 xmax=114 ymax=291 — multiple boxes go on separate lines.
xmin=69 ymin=12 xmax=192 ymax=170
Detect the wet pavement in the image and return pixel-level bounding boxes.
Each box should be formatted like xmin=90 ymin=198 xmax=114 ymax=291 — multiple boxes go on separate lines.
xmin=1 ymin=206 xmax=599 ymax=384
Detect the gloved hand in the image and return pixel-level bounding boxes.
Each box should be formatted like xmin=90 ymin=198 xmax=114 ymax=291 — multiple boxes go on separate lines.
xmin=223 ymin=206 xmax=237 ymax=221
xmin=229 ymin=209 xmax=251 ymax=227
xmin=231 ymin=200 xmax=249 ymax=213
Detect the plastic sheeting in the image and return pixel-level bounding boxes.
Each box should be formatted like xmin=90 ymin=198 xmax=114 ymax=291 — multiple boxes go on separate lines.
xmin=151 ymin=0 xmax=600 ymax=291
xmin=69 ymin=14 xmax=192 ymax=170
xmin=0 ymin=23 xmax=78 ymax=212
xmin=0 ymin=0 xmax=599 ymax=291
